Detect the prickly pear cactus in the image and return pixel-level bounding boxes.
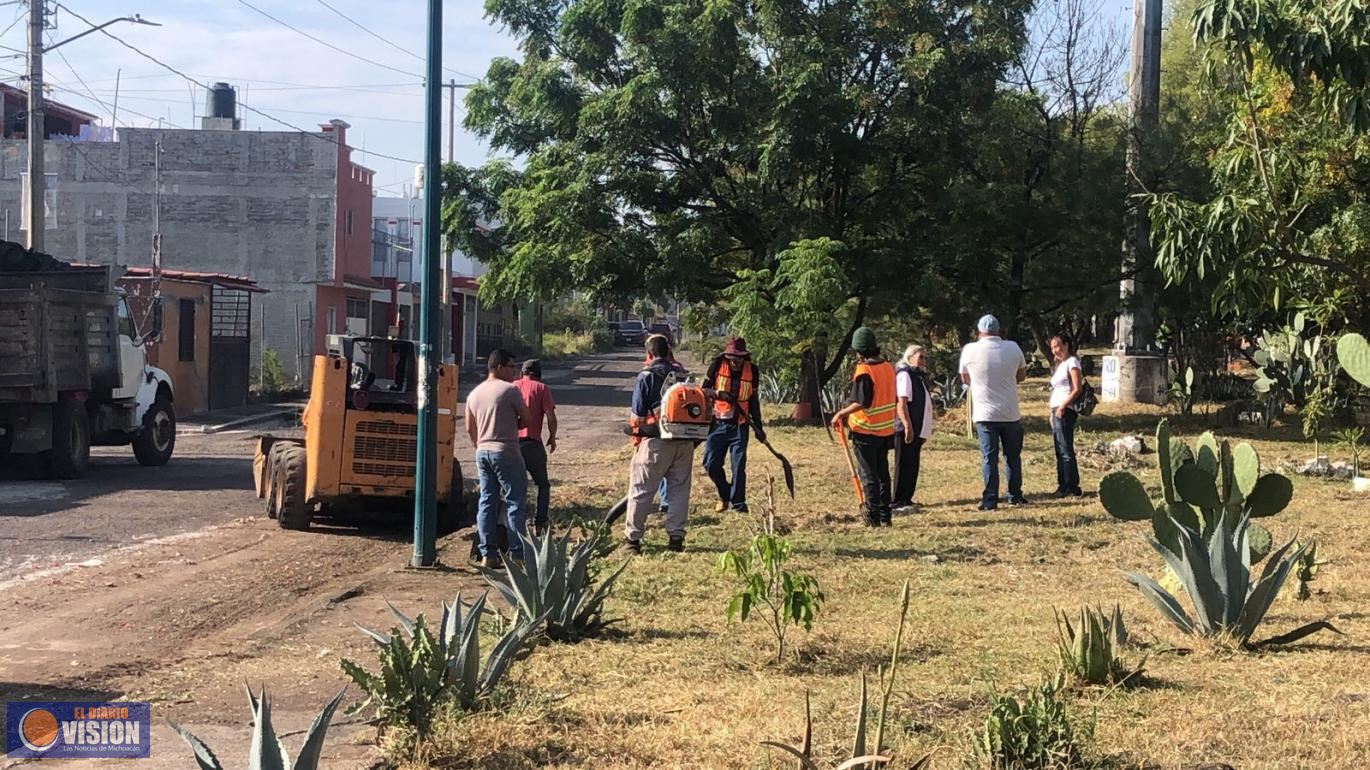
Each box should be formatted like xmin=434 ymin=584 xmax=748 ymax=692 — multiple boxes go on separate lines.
xmin=1340 ymin=333 xmax=1370 ymax=389
xmin=1099 ymin=419 xmax=1291 ymax=562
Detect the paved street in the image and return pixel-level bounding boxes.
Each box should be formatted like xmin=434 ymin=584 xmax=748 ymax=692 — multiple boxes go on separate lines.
xmin=0 ymin=349 xmax=645 ymax=585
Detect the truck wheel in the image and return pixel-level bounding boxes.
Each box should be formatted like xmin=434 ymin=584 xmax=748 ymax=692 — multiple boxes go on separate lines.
xmin=47 ymin=401 xmax=91 ymax=480
xmin=263 ymin=443 xmax=293 ymax=519
xmin=133 ymin=397 xmax=176 ymax=466
xmin=437 ymin=460 xmax=465 ymax=536
xmin=276 ymin=445 xmax=312 ymax=531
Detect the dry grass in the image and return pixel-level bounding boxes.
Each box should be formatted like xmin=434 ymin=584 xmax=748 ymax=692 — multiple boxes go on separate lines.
xmin=411 ymin=382 xmax=1370 ymax=769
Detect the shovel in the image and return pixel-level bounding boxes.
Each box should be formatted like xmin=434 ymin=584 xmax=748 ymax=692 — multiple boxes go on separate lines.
xmin=836 ymin=423 xmax=865 ymax=506
xmin=755 ymin=434 xmax=796 ymax=498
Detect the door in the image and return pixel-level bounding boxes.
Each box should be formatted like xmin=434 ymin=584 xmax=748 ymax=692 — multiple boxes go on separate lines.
xmin=113 ymin=297 xmax=144 ymax=400
xmin=208 ymin=286 xmax=252 ymax=410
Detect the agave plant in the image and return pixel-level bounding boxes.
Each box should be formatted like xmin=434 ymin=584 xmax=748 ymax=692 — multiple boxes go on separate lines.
xmin=169 ymin=686 xmax=346 ymax=770
xmin=481 ymin=527 xmax=629 ymax=643
xmin=1054 ymin=605 xmax=1144 ymax=687
xmin=1125 ymin=512 xmax=1341 ymax=649
xmin=340 ymin=592 xmax=538 ymax=736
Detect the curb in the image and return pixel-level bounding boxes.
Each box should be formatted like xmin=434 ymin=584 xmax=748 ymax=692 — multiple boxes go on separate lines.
xmin=178 ymin=407 xmax=301 ymax=436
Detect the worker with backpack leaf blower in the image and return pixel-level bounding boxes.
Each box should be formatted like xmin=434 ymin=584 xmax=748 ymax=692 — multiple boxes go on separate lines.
xmin=621 ymin=336 xmax=711 ymax=554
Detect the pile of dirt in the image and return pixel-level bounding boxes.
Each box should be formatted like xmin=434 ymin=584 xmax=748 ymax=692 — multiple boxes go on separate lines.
xmin=0 ymin=239 xmax=69 ymax=272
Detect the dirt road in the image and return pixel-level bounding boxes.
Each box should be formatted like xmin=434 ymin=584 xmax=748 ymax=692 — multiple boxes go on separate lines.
xmin=0 ymin=351 xmax=647 ymax=768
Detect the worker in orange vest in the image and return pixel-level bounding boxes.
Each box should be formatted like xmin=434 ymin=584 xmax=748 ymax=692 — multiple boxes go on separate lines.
xmin=830 ymin=327 xmax=897 ymax=527
xmin=702 ymin=337 xmax=765 ymax=513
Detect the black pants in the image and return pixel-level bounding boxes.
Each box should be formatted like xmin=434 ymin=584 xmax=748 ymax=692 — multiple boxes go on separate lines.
xmin=519 ymin=439 xmax=551 ymax=527
xmin=893 ymin=436 xmax=925 ymax=507
xmin=851 ymin=433 xmax=892 ymax=523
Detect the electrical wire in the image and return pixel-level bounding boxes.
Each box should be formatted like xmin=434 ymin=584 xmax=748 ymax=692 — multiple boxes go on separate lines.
xmin=232 ymin=0 xmax=422 ymax=79
xmin=56 ymin=3 xmax=420 ymax=164
xmin=311 ymin=0 xmax=480 ymax=81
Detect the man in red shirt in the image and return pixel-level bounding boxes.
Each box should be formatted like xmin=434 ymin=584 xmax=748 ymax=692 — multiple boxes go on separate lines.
xmin=516 ymin=359 xmax=558 ymax=536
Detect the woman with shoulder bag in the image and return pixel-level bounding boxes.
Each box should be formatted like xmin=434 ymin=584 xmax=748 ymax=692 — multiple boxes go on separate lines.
xmin=1048 ymin=334 xmax=1084 ymax=498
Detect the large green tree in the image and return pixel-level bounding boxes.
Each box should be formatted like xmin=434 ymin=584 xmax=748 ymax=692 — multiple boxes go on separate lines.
xmin=446 ymin=0 xmax=1033 ymax=395
xmin=1150 ymin=0 xmax=1370 ymax=327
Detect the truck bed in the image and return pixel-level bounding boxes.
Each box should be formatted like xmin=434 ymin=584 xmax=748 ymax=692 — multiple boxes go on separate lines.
xmin=0 ymin=269 xmax=120 ymax=403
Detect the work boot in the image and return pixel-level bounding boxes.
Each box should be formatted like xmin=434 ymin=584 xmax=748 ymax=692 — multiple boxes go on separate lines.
xmin=479 ymin=556 xmax=503 ymax=570
xmin=667 ymin=535 xmax=685 ymax=553
xmin=864 ymin=516 xmax=881 ymax=528
xmin=733 ymin=502 xmax=749 ymax=514
xmin=622 ymin=538 xmax=642 ymax=556
xmin=714 ymin=501 xmax=730 ymax=513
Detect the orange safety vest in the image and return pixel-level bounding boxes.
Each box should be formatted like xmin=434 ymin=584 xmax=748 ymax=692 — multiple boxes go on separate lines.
xmin=849 ymin=360 xmax=897 ymax=437
xmin=713 ymin=360 xmax=755 ymax=423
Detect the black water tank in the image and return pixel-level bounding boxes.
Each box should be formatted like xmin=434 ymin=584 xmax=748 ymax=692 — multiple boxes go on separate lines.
xmin=208 ymin=82 xmax=236 ymax=119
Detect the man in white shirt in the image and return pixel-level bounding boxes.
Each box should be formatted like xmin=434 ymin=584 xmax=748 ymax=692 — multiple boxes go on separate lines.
xmin=959 ymin=315 xmax=1028 ymax=511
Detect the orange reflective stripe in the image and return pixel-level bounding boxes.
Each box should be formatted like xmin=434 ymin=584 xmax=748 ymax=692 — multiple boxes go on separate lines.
xmin=849 ymin=361 xmax=897 ymax=437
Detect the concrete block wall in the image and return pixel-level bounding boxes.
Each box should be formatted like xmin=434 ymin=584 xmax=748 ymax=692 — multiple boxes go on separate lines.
xmin=0 ymin=128 xmax=340 ymax=380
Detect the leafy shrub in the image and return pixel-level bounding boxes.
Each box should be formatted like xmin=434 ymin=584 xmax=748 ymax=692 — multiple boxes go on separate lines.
xmin=254 ymin=349 xmax=291 ymax=395
xmin=543 ymin=330 xmax=614 ymax=359
xmin=1054 ymin=606 xmax=1144 ymax=687
xmin=967 ymin=674 xmax=1093 ymax=770
xmin=170 ymin=686 xmax=346 ymax=770
xmin=1125 ymin=512 xmax=1341 ymax=648
xmin=718 ymin=485 xmax=824 ymax=663
xmin=480 ymin=528 xmax=629 ymax=642
xmin=543 ymin=298 xmax=602 ymax=334
xmin=340 ymin=593 xmax=536 ymax=738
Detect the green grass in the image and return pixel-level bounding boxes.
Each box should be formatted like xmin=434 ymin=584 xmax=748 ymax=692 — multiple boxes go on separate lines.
xmin=410 ymin=384 xmax=1369 ymax=769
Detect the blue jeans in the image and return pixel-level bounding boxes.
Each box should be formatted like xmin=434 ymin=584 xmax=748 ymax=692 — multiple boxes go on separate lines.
xmin=476 ymin=448 xmax=528 ymax=558
xmin=975 ymin=421 xmax=1024 ymax=508
xmin=703 ymin=421 xmax=749 ymax=509
xmin=1051 ymin=409 xmax=1081 ymax=494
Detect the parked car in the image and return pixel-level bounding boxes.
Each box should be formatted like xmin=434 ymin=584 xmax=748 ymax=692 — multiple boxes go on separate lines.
xmin=614 ymin=319 xmax=648 ymax=347
xmin=649 ymin=322 xmax=675 ymax=345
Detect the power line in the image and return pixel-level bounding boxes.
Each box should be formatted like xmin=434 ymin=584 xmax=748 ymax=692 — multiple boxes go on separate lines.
xmin=232 ymin=0 xmax=422 ymax=79
xmin=45 ymin=81 xmax=186 ymax=128
xmin=311 ymin=0 xmax=480 ymax=81
xmin=57 ymin=3 xmax=420 ymax=164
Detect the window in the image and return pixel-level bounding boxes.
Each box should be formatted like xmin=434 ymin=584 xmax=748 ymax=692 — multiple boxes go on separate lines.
xmin=178 ymin=299 xmax=196 ymax=361
xmin=116 ymin=297 xmax=136 ymax=339
xmin=346 ymin=298 xmax=368 ymax=319
xmin=327 ymin=306 xmax=337 ymax=335
xmin=345 ymin=209 xmax=354 ymax=236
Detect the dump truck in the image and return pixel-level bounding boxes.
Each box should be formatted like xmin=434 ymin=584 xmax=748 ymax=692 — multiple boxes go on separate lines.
xmin=0 ymin=250 xmax=177 ymax=478
xmin=253 ymin=334 xmax=464 ymax=532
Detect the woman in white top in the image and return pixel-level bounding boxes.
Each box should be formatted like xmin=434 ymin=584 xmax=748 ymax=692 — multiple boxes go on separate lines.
xmin=893 ymin=345 xmax=935 ymax=511
xmin=1048 ymin=334 xmax=1084 ymax=497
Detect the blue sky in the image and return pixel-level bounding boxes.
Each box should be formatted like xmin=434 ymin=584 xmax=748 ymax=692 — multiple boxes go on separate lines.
xmin=0 ymin=0 xmax=1136 ymax=198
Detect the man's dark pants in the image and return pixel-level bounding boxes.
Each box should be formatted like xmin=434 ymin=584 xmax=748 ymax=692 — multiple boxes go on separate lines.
xmin=519 ymin=438 xmax=551 ymax=528
xmin=703 ymin=420 xmax=749 ymax=509
xmin=851 ymin=432 xmax=892 ymax=524
xmin=975 ymin=420 xmax=1024 ymax=509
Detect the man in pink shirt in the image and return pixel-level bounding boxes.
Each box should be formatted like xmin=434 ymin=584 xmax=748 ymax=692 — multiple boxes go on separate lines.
xmin=516 ymin=359 xmax=558 ymax=536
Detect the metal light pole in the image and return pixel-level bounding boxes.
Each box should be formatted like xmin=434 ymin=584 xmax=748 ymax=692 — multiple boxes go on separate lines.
xmin=24 ymin=7 xmax=159 ymax=250
xmin=412 ymin=0 xmax=443 ymax=568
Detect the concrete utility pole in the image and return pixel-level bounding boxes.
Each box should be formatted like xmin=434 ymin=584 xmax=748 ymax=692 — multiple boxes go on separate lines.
xmin=1105 ymin=0 xmax=1169 ymax=404
xmin=447 ymin=78 xmax=455 ymax=163
xmin=24 ymin=7 xmax=160 ymax=251
xmin=25 ymin=0 xmax=45 ymax=250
